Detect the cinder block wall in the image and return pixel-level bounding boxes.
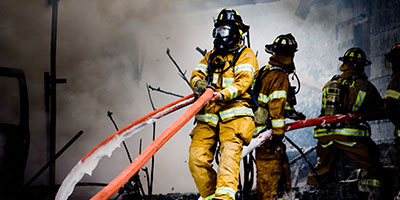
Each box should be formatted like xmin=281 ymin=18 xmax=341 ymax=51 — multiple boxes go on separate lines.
xmin=335 ymin=0 xmax=400 ymax=142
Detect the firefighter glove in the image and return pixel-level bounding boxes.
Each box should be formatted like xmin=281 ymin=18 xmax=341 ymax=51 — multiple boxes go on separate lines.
xmin=254 ymin=106 xmax=269 ymax=125
xmin=193 ymin=79 xmax=208 ymax=98
xmin=210 ymin=92 xmax=224 ymax=102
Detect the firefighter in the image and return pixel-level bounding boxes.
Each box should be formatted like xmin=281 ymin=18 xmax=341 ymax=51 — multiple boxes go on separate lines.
xmin=188 ymin=8 xmax=258 ymax=200
xmin=253 ymin=33 xmax=300 ymax=200
xmin=307 ymin=47 xmax=384 ymax=199
xmin=384 ymin=43 xmax=400 ymax=199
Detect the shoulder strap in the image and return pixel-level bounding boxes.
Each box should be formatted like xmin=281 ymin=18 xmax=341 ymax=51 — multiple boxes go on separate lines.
xmin=253 ymin=65 xmax=287 ymax=99
xmin=223 ymin=45 xmax=246 ymax=74
xmin=268 ymin=66 xmax=287 ymax=74
xmin=338 ymin=75 xmax=359 ymax=87
xmin=206 ymin=46 xmax=246 ymax=83
xmin=205 ymin=51 xmax=216 ymax=84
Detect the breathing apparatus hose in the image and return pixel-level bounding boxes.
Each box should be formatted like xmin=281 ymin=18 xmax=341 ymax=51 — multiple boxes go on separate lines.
xmin=292 ymin=72 xmax=301 ymax=94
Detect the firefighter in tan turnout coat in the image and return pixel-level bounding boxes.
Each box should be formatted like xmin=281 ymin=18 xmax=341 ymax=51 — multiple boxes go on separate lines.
xmin=188 ymin=8 xmax=258 ymax=200
xmin=307 ymin=47 xmax=384 ymax=199
xmin=384 ymin=43 xmax=400 ymax=199
xmin=253 ymin=33 xmax=300 ymax=200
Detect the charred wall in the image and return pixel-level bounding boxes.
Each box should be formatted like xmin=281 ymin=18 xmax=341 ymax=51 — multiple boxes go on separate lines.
xmin=368 ymin=0 xmax=400 ymax=141
xmin=320 ymin=0 xmax=400 ymax=141
xmin=289 ymin=0 xmax=400 ymax=198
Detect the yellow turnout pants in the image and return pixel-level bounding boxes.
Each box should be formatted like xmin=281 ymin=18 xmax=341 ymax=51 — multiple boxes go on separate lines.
xmin=256 ymin=142 xmax=291 ymax=200
xmin=189 ymin=117 xmax=254 ymax=200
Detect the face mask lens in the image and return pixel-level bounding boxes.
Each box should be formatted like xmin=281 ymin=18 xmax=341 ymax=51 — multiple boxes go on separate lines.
xmin=213 ymin=25 xmax=231 ymax=38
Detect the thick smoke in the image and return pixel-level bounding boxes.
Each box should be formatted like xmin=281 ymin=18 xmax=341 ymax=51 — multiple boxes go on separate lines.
xmin=0 ymin=0 xmax=381 ymax=199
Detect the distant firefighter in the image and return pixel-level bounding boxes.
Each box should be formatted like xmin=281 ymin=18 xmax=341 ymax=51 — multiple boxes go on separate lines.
xmin=307 ymin=47 xmax=384 ymax=199
xmin=188 ymin=8 xmax=258 ymax=200
xmin=252 ymin=33 xmax=303 ymax=200
xmin=384 ymin=43 xmax=400 ymax=199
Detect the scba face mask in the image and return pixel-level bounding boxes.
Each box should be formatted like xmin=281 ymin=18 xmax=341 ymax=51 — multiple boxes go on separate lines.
xmin=213 ymin=25 xmax=232 ymax=38
xmin=212 ymin=24 xmax=239 ymax=52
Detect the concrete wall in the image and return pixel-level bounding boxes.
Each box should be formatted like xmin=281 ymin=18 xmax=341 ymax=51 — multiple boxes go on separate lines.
xmin=334 ymin=0 xmax=400 ymax=142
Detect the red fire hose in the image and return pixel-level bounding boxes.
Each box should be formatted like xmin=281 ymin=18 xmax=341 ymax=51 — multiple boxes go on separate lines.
xmin=56 ymin=93 xmax=196 ymax=200
xmin=90 ymin=88 xmax=214 ymax=200
xmin=284 ymin=112 xmax=383 ymax=132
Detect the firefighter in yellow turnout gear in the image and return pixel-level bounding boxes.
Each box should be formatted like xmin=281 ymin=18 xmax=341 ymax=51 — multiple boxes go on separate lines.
xmin=384 ymin=43 xmax=400 ymax=199
xmin=188 ymin=8 xmax=258 ymax=200
xmin=253 ymin=33 xmax=300 ymax=200
xmin=307 ymin=47 xmax=384 ymax=199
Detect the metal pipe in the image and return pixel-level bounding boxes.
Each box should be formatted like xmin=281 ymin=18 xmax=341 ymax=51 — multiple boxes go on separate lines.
xmin=195 ymin=47 xmax=207 ymax=56
xmin=165 ymin=48 xmax=191 ymax=87
xmin=284 ymin=135 xmax=319 ymax=183
xmin=146 ymin=83 xmax=157 ymax=197
xmin=107 ymin=111 xmax=133 ymax=163
xmin=24 ymin=130 xmax=84 ymax=187
xmin=49 ymin=0 xmax=60 ymax=187
xmin=148 ymin=85 xmax=183 ymax=98
xmin=289 ymin=146 xmax=316 ymax=164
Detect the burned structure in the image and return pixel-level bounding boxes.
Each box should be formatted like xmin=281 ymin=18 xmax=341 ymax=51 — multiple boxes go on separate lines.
xmin=0 ymin=67 xmax=30 ymax=199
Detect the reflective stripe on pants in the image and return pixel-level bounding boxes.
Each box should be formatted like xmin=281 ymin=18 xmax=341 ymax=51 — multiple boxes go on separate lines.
xmin=189 ymin=117 xmax=254 ymax=199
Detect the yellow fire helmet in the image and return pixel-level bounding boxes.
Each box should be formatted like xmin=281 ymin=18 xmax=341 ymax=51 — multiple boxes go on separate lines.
xmin=339 ymin=47 xmax=371 ymax=67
